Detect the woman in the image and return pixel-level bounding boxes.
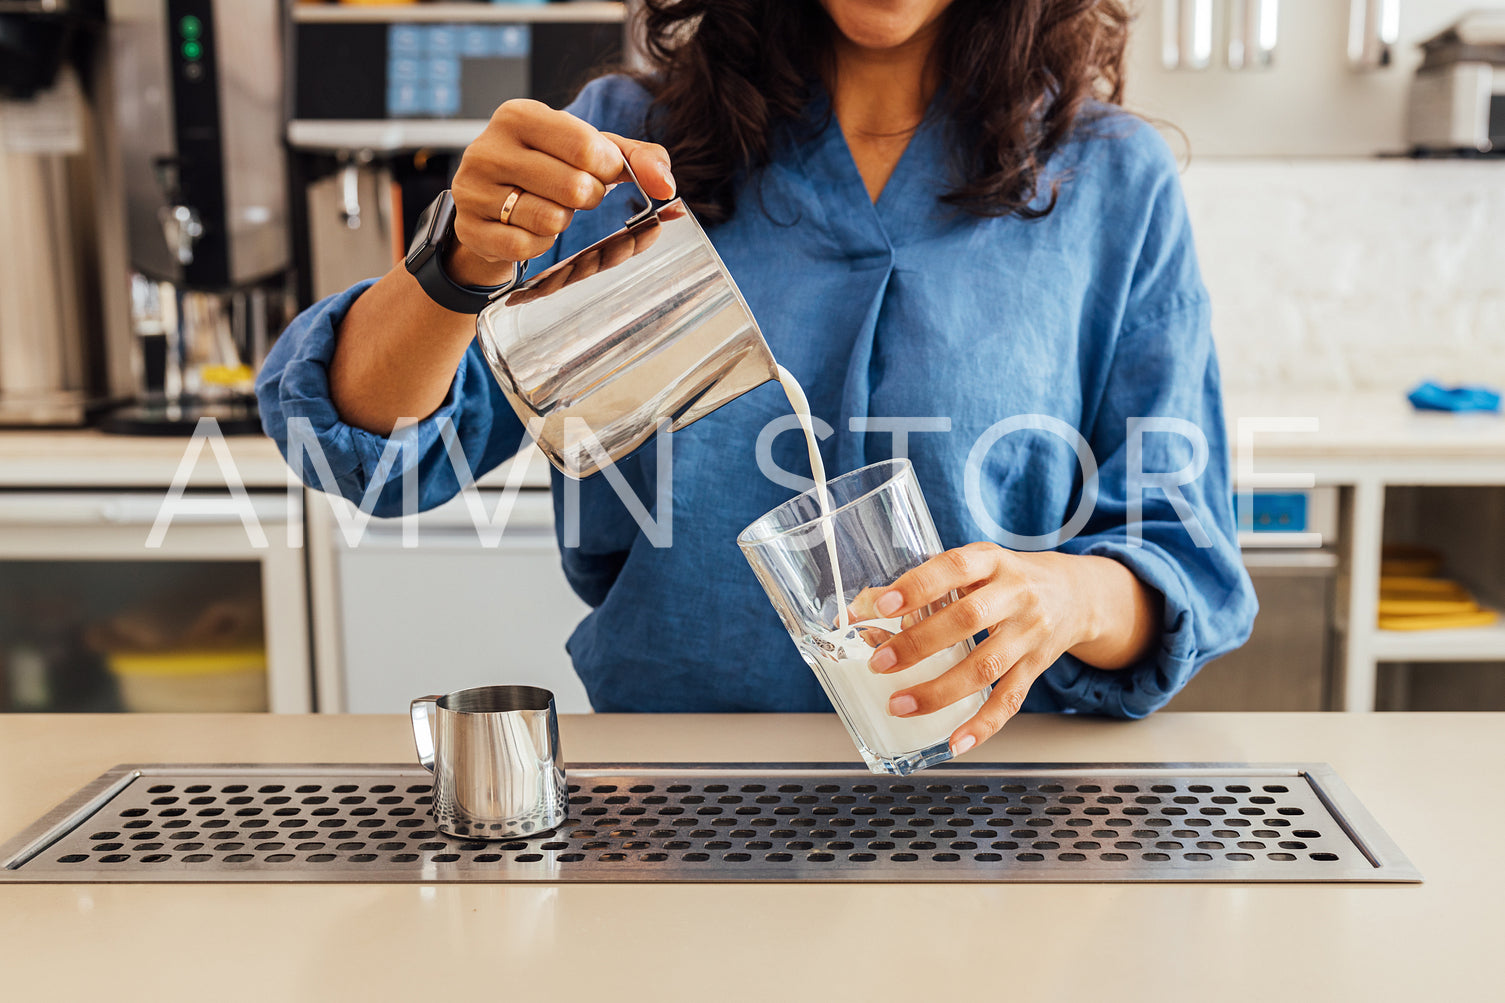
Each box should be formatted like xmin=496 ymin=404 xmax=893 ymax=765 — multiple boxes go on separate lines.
xmin=259 ymin=0 xmax=1256 ymax=753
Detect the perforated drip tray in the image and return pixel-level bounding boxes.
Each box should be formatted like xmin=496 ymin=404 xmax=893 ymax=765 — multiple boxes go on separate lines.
xmin=0 ymin=763 xmax=1418 ymax=883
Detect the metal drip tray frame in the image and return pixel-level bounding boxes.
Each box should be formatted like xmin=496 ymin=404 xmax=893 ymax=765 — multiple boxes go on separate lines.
xmin=0 ymin=763 xmax=1419 ymax=883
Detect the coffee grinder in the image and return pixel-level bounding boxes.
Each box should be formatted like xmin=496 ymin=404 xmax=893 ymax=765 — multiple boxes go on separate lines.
xmin=99 ymin=0 xmax=290 ymax=435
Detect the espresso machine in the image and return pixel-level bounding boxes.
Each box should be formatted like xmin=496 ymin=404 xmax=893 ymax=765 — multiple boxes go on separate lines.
xmin=99 ymin=0 xmax=291 ymax=435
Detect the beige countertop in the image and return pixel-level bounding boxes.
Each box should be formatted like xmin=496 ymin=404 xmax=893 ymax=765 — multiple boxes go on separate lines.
xmin=1221 ymin=391 xmax=1505 ymax=482
xmin=4 ymin=392 xmax=1503 ymax=492
xmin=0 ymin=711 xmax=1494 ymax=1001
xmin=0 ymin=429 xmax=550 ymax=490
xmin=0 ymin=429 xmax=294 ymax=488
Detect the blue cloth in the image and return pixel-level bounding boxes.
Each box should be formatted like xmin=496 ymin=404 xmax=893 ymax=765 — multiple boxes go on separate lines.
xmin=258 ymin=75 xmax=1256 ymax=717
xmin=1407 ymin=381 xmax=1502 ymax=413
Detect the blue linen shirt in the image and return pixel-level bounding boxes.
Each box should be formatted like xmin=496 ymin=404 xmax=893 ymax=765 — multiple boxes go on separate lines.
xmin=258 ymin=75 xmax=1256 ymax=717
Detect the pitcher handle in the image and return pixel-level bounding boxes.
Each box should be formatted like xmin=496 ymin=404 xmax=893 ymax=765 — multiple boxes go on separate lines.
xmin=410 ymin=695 xmax=441 ymax=773
xmin=619 ymin=154 xmax=663 ymax=229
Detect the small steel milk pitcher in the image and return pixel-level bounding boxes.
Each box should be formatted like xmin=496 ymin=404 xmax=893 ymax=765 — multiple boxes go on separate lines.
xmin=410 ymin=685 xmax=567 ymax=840
xmin=476 ymin=160 xmax=778 ymax=479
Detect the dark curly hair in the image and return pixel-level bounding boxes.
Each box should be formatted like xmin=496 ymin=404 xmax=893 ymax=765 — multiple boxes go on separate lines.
xmin=629 ymin=0 xmax=1132 ymax=225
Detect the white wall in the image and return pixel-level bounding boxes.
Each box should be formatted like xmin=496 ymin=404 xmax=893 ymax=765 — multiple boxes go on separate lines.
xmin=1124 ymin=0 xmax=1486 ymax=157
xmin=1181 ymin=159 xmax=1505 ymax=393
xmin=1125 ymin=4 xmax=1505 ymax=391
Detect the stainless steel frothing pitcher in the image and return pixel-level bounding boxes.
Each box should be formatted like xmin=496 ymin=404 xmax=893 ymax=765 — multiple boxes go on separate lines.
xmin=476 ymin=162 xmax=779 ymax=479
xmin=410 ymin=685 xmax=567 ymax=840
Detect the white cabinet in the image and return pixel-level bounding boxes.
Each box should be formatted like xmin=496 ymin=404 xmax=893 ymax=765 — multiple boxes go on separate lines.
xmin=309 ymin=487 xmax=592 ymax=714
xmin=0 ymin=490 xmax=310 ymax=712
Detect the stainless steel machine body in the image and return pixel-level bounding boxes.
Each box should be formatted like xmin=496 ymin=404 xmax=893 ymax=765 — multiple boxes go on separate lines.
xmin=101 ymin=0 xmax=291 ymax=433
xmin=0 ymin=762 xmax=1419 ymax=883
xmin=113 ymin=0 xmax=287 ymax=289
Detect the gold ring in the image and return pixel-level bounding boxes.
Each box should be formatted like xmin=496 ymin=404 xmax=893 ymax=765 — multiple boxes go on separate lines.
xmin=498 ymin=188 xmax=522 ymax=226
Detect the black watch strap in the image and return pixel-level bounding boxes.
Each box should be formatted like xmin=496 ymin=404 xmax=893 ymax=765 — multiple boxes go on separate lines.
xmin=404 ymin=190 xmax=522 ymax=315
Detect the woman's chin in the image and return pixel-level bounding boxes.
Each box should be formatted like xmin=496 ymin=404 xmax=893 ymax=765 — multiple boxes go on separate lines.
xmin=821 ymin=0 xmax=952 ymax=53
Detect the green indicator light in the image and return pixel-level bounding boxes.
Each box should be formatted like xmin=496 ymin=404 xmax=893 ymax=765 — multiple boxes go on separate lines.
xmin=182 ymin=40 xmax=202 ymax=60
xmin=179 ymin=15 xmax=201 ymax=39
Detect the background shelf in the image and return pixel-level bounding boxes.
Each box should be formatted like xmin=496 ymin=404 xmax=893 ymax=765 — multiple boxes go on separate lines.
xmin=1371 ymin=615 xmax=1505 ymax=662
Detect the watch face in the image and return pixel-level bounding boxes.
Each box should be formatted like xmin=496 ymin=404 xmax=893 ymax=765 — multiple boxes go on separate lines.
xmin=405 ymin=196 xmax=442 ymax=269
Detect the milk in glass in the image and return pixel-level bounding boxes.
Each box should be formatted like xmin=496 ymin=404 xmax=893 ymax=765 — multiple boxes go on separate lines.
xmin=773 ymin=368 xmax=983 ymax=759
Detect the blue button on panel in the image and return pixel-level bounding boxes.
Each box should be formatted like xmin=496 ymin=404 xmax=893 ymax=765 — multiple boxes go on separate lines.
xmin=460 ymin=26 xmax=492 ymax=57
xmin=1244 ymin=492 xmax=1308 ymax=532
xmin=388 ymin=81 xmax=424 ymax=117
xmin=425 ymin=56 xmax=460 ymax=83
xmin=427 ymin=26 xmax=459 ymax=57
xmin=426 ymin=82 xmax=460 ymax=117
xmin=390 ymin=25 xmax=424 ymax=56
xmin=494 ymin=24 xmax=530 ymax=57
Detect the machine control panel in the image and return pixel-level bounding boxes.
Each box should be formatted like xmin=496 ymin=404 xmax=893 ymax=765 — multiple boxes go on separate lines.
xmin=289 ymin=3 xmax=625 ymax=150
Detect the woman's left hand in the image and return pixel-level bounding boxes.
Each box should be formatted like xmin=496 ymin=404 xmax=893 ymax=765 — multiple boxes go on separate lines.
xmin=860 ymin=542 xmax=1160 ymax=756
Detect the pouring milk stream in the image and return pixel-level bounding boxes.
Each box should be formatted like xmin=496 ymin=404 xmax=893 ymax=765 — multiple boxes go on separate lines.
xmin=773 ymin=365 xmax=847 ymax=629
xmin=773 ymin=367 xmax=978 ymax=759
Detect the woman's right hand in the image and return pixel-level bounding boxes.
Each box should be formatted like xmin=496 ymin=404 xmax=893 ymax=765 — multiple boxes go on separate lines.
xmin=326 ymin=99 xmax=674 ymax=436
xmin=444 ymin=99 xmax=677 ymax=287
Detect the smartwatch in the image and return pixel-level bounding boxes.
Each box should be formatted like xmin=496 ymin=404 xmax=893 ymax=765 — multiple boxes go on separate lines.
xmin=404 ymin=190 xmax=522 ymax=314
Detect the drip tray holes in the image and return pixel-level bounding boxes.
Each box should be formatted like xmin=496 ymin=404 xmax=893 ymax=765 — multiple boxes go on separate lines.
xmin=2 ymin=765 xmax=1416 ymax=884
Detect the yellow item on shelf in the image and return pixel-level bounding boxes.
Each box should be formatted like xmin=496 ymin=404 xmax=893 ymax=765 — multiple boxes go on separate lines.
xmin=1375 ymin=560 xmax=1499 ymax=633
xmin=106 ymin=648 xmax=268 ymax=713
xmin=1377 ymin=597 xmax=1482 ymax=616
xmin=199 ymin=363 xmax=255 ymax=388
xmin=1377 ymin=610 xmax=1500 ymax=631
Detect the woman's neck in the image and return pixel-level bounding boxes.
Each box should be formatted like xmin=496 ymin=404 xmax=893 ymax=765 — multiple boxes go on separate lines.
xmin=827 ymin=26 xmax=941 ymax=202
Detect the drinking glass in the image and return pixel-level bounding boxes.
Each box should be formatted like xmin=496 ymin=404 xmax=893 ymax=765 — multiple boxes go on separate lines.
xmin=738 ymin=459 xmax=987 ymax=775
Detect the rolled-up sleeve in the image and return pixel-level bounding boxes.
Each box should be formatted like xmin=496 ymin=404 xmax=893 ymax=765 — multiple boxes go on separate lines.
xmin=255 ymin=280 xmax=527 ymax=517
xmin=1016 ymin=126 xmax=1259 ymax=719
xmin=1031 ymin=296 xmax=1257 ymax=718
